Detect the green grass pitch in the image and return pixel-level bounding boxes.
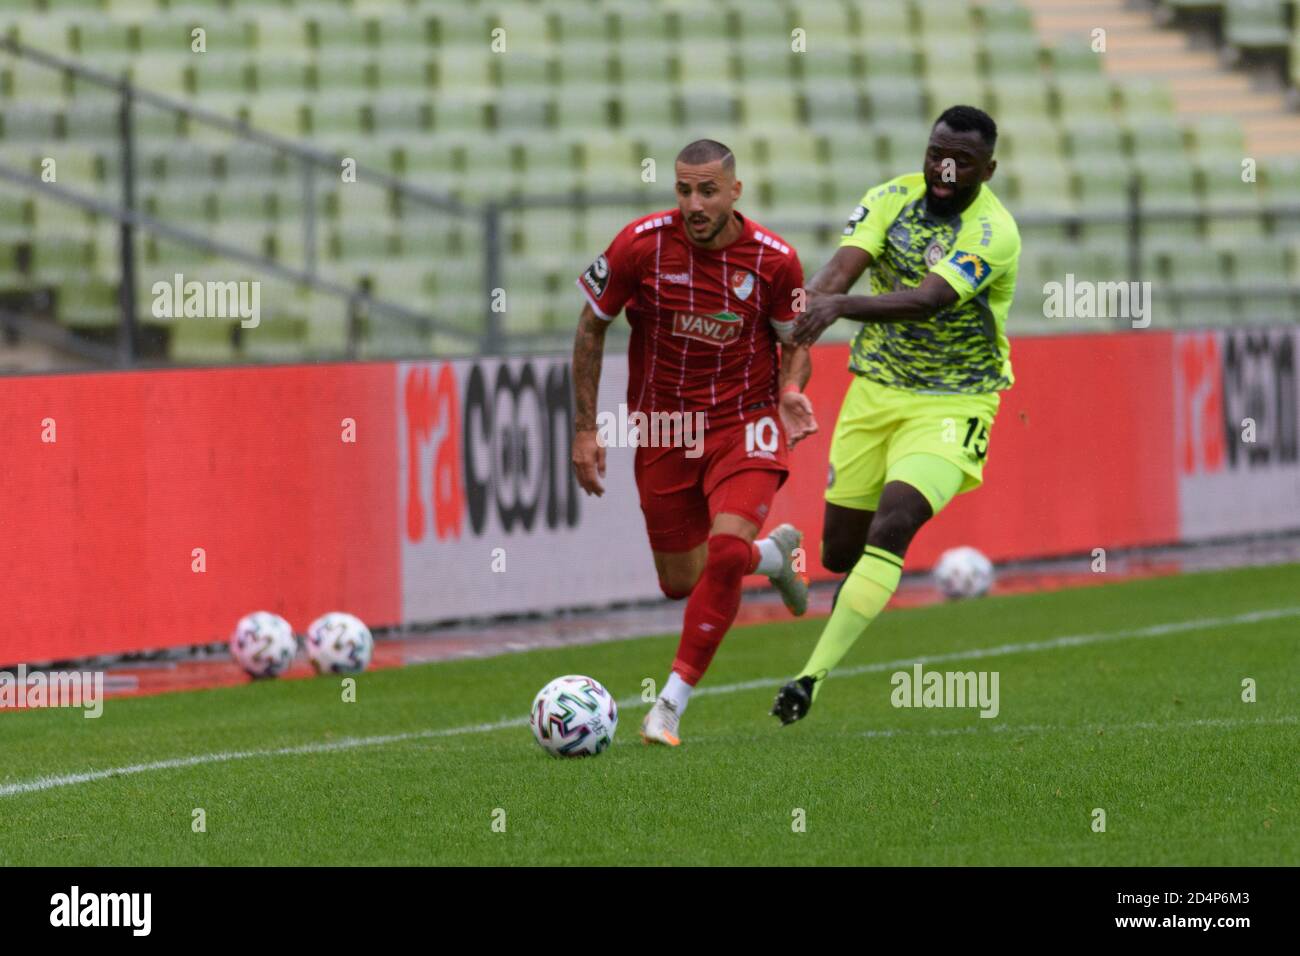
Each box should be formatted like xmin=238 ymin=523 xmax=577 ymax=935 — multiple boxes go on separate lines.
xmin=1 ymin=564 xmax=1296 ymax=865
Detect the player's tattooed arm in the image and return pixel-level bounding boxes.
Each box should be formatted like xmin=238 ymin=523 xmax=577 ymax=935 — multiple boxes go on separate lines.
xmin=794 ymin=273 xmax=958 ymax=346
xmin=571 ymin=303 xmax=608 ymax=496
xmin=572 ymin=302 xmax=607 ymax=431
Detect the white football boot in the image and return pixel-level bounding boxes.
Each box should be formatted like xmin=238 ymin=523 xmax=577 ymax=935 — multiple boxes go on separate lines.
xmin=767 ymin=523 xmax=809 ymax=616
xmin=640 ymin=696 xmax=682 ymax=747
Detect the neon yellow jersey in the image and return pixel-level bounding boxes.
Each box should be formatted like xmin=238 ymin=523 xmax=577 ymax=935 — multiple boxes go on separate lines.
xmin=838 ymin=172 xmax=1020 ymax=394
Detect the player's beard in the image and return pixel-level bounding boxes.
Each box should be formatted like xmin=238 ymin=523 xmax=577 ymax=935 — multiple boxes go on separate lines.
xmin=925 ymin=179 xmax=974 ymax=217
xmin=688 ymin=212 xmax=729 ymax=245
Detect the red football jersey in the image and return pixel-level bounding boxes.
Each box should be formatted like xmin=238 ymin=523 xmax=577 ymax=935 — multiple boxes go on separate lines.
xmin=576 ymin=209 xmax=804 ymax=430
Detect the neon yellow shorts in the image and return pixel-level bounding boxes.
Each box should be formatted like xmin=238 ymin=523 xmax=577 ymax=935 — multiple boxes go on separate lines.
xmin=825 ymin=373 xmax=1001 ymax=515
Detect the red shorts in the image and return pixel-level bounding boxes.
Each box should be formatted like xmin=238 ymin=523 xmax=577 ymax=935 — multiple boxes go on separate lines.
xmin=634 ymin=408 xmax=790 ymax=553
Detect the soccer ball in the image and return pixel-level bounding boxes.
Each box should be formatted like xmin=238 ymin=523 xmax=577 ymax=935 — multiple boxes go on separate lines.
xmin=934 ymin=546 xmax=995 ymax=599
xmin=530 ymin=675 xmax=618 ymax=757
xmin=304 ymin=612 xmax=374 ymax=674
xmin=230 ymin=611 xmax=298 ymax=677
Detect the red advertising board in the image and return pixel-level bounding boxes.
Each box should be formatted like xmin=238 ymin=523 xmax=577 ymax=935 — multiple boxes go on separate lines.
xmin=0 ymin=364 xmax=401 ymax=666
xmin=0 ymin=330 xmax=1204 ymax=665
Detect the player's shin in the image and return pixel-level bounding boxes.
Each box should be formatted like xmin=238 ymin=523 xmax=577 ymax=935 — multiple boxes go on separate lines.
xmin=799 ymin=545 xmax=902 ymax=699
xmin=667 ymin=533 xmax=752 ymax=696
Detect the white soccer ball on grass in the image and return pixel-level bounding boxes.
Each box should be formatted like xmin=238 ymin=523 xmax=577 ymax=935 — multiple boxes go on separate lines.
xmin=305 ymin=612 xmax=374 ymax=674
xmin=530 ymin=675 xmax=618 ymax=757
xmin=230 ymin=611 xmax=298 ymax=677
xmin=933 ymin=546 xmax=995 ymax=599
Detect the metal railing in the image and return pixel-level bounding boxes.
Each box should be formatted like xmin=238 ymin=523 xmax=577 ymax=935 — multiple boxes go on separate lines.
xmin=0 ymin=35 xmax=482 ymax=364
xmin=2 ymin=34 xmax=1298 ymax=368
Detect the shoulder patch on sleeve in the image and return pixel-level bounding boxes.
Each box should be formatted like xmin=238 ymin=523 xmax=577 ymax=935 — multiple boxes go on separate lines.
xmin=751 ymin=228 xmax=791 ymax=255
xmin=632 ymin=213 xmax=674 ymax=235
xmin=945 ymin=250 xmax=992 ymax=289
xmin=843 ymin=203 xmax=868 ymax=236
xmin=581 ymin=253 xmax=610 ymax=297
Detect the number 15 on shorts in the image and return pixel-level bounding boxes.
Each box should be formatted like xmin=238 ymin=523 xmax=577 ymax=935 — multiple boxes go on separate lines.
xmin=962 ymin=416 xmax=989 ymax=461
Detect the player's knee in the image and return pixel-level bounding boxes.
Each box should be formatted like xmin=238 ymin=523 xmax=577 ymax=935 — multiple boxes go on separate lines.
xmin=705 ymin=533 xmax=752 ymax=585
xmin=821 ymin=538 xmax=860 ymax=575
xmin=865 ymin=508 xmax=924 ymax=557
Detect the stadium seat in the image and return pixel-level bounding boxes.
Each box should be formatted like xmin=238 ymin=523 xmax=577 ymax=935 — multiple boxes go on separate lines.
xmin=311 ymin=14 xmax=371 ymax=54
xmin=0 ymin=0 xmax=1289 ymax=364
xmin=860 ymin=38 xmax=921 ymax=82
xmin=432 ymin=93 xmax=490 ymax=135
xmin=376 ymin=54 xmax=431 ymax=92
xmin=57 ymin=277 xmax=119 ymax=329
xmin=1156 ymin=243 xmax=1231 ymax=326
xmin=550 ymin=5 xmax=614 ymax=47
xmin=803 ymin=82 xmax=863 ymax=129
xmin=611 ymin=7 xmax=674 ymax=45
xmin=374 ymin=15 xmax=435 ymax=52
xmin=241 ymin=314 xmax=309 ymax=359
xmin=853 ymin=1 xmax=909 ymax=37
xmin=433 ymin=11 xmax=495 ymax=50
xmin=800 ymin=47 xmax=858 ymax=86
xmin=981 ymin=0 xmax=1035 ymax=38
xmin=787 ymin=0 xmax=856 ymax=42
xmin=991 ymin=81 xmax=1054 ymax=123
xmin=615 ymin=47 xmax=675 ymax=87
xmin=983 ymin=33 xmax=1040 ymax=80
xmin=923 ymin=38 xmax=983 ymax=88
xmin=915 ymin=0 xmax=978 ymax=40
xmin=739 ymin=88 xmax=800 ymax=132
xmin=164 ymin=310 xmax=242 ymax=362
xmin=1261 ymin=157 xmax=1300 ymax=235
xmin=879 ymin=123 xmax=932 ymax=170
xmin=866 ymin=79 xmax=928 ymax=125
xmin=1224 ymin=0 xmax=1290 ymax=54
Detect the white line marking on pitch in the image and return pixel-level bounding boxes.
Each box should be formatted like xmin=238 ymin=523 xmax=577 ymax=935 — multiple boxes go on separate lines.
xmin=1 ymin=605 xmax=1295 ymax=798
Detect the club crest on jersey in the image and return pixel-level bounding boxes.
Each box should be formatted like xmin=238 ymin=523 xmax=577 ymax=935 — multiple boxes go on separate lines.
xmin=730 ymin=270 xmax=755 ymax=302
xmin=672 ymin=310 xmax=742 ymax=346
xmin=924 ymin=241 xmax=946 ymax=266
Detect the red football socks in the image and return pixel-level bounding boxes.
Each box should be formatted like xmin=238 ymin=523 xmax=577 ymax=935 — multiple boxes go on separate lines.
xmin=671 ymin=533 xmax=752 ymax=685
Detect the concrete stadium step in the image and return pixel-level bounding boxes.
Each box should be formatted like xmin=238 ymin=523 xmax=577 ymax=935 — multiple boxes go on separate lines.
xmin=1165 ymin=74 xmax=1254 ymax=96
xmin=1241 ymin=117 xmax=1300 ymax=156
xmin=1174 ymin=91 xmax=1289 ymax=117
xmin=1021 ymin=0 xmax=1298 ymax=160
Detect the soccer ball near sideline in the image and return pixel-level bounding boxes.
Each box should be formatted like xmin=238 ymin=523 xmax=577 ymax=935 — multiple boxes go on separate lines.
xmin=305 ymin=612 xmax=374 ymax=674
xmin=530 ymin=675 xmax=618 ymax=757
xmin=230 ymin=611 xmax=298 ymax=677
xmin=934 ymin=546 xmax=995 ymax=600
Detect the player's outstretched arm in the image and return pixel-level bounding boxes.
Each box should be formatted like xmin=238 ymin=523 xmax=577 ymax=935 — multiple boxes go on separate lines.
xmin=806 ymin=246 xmax=873 ymax=296
xmin=792 ymin=247 xmax=872 ymax=347
xmin=571 ymin=302 xmax=609 ymax=497
xmin=793 ymin=273 xmax=958 ymax=346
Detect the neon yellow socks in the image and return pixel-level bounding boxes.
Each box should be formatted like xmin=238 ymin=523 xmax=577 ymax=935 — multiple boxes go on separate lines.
xmin=800 ymin=545 xmax=902 ymax=699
